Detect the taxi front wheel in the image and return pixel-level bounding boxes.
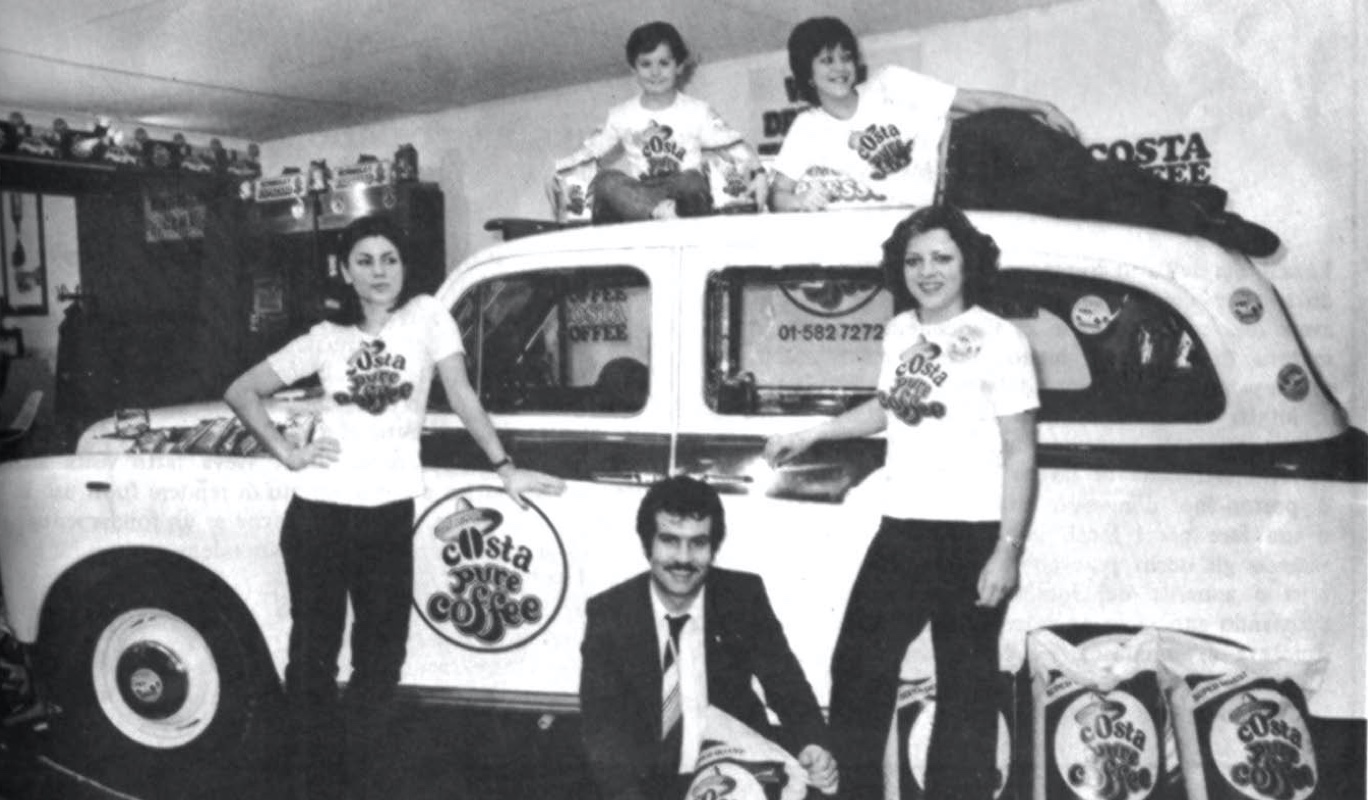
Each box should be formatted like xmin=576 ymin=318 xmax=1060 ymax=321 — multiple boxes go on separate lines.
xmin=38 ymin=561 xmax=280 ymax=798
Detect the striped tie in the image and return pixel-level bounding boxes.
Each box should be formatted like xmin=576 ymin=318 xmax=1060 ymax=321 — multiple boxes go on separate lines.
xmin=660 ymin=614 xmax=690 ymax=742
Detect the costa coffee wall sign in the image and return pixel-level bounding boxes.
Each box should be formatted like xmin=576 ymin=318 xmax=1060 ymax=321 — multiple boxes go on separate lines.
xmin=1087 ymin=132 xmax=1213 ymax=186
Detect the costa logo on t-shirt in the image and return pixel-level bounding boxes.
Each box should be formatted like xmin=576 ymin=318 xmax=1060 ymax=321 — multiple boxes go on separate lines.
xmin=334 ymin=339 xmax=413 ymax=415
xmin=637 ymin=121 xmax=685 ymax=178
xmin=880 ymin=336 xmax=948 ymax=425
xmin=412 ymin=488 xmax=568 ymax=652
xmin=847 ymin=123 xmax=913 ymax=180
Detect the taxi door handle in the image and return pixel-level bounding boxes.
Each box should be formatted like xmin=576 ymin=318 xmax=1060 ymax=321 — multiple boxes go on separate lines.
xmin=689 ymin=472 xmax=753 ymax=488
xmin=590 ymin=470 xmax=667 ymax=486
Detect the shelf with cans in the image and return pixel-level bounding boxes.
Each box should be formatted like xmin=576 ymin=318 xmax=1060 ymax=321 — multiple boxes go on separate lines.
xmin=0 ymin=112 xmax=262 ymax=180
xmin=242 ymin=144 xmax=421 ymax=232
xmin=240 ymin=144 xmax=441 ymax=367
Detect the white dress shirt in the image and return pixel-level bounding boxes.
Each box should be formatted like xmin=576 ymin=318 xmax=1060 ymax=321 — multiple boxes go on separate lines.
xmin=650 ymin=585 xmax=710 ymax=773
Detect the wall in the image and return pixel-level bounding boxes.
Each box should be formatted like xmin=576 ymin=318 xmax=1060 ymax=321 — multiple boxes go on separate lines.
xmin=1 ymin=195 xmax=79 ymax=369
xmin=1 ymin=106 xmax=252 ymax=368
xmin=0 ymin=107 xmax=252 ymax=443
xmin=264 ymin=0 xmax=1367 ymax=427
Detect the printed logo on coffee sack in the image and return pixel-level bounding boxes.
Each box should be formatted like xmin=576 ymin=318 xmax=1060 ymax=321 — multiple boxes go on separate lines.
xmin=687 ymin=760 xmax=783 ymax=800
xmin=779 ymin=279 xmax=883 ymax=318
xmin=413 ymin=488 xmax=568 ymax=652
xmin=1053 ymin=691 xmax=1159 ymax=800
xmin=1210 ymin=690 xmax=1317 ymax=800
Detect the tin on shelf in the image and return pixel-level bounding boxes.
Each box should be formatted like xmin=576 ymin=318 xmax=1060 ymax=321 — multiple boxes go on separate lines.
xmin=114 ymin=408 xmax=150 ymax=438
xmin=394 ymin=144 xmax=418 ymax=181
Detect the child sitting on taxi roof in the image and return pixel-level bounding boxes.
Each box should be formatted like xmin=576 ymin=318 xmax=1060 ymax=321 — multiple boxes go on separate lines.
xmin=556 ymin=22 xmax=763 ymax=223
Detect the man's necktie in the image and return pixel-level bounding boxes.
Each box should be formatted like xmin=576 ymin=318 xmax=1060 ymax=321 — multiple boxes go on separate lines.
xmin=660 ymin=613 xmax=690 ymax=743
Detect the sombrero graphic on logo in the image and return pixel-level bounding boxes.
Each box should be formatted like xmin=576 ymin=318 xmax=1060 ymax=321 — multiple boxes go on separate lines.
xmin=1210 ymin=689 xmax=1317 ymax=800
xmin=412 ymin=487 xmax=568 ymax=652
xmin=1053 ymin=690 xmax=1159 ymax=800
xmin=779 ymin=279 xmax=883 ymax=318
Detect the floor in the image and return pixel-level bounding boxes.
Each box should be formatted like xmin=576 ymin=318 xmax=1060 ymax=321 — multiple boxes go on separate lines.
xmin=0 ymin=697 xmax=595 ymax=800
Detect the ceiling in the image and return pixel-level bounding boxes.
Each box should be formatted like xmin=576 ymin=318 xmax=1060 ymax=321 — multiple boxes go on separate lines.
xmin=1 ymin=0 xmax=1071 ymax=143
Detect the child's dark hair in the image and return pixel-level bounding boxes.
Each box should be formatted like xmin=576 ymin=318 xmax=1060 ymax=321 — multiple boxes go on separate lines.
xmin=788 ymin=16 xmax=867 ymax=105
xmin=635 ymin=475 xmax=726 ymax=554
xmin=327 ymin=214 xmax=417 ymax=326
xmin=626 ymin=21 xmax=690 ymax=65
xmin=880 ymin=205 xmax=1001 ymax=314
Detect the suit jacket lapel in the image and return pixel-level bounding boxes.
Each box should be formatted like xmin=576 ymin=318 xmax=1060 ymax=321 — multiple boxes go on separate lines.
xmin=623 ymin=574 xmax=662 ymax=719
xmin=704 ymin=570 xmax=727 ymax=692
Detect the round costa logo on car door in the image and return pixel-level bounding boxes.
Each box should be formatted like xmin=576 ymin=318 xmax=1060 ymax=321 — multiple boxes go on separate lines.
xmin=779 ymin=279 xmax=883 ymax=317
xmin=413 ymin=487 xmax=568 ymax=652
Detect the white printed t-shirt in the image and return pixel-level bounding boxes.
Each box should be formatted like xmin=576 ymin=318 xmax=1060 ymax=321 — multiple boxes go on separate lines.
xmin=773 ymin=66 xmax=957 ymax=209
xmin=876 ymin=305 xmax=1038 ymax=522
xmin=268 ymin=294 xmax=463 ymax=507
xmin=568 ymin=92 xmax=745 ymax=180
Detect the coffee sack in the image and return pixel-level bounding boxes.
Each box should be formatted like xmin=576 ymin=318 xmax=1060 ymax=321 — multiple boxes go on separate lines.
xmin=1029 ymin=628 xmax=1176 ymax=800
xmin=551 ymin=156 xmax=596 ymax=223
xmin=882 ymin=630 xmax=1014 ymax=800
xmin=704 ymin=143 xmax=761 ymax=214
xmin=1157 ymin=632 xmax=1326 ymax=800
xmin=685 ymin=706 xmax=809 ymax=800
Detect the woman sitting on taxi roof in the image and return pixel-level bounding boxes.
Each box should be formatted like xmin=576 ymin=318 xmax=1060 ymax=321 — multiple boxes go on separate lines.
xmin=770 ymin=16 xmax=1280 ymax=257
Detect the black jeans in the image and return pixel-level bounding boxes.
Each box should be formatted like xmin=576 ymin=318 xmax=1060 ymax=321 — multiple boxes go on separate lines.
xmin=279 ymin=495 xmax=415 ymax=800
xmin=945 ymin=109 xmax=1221 ymax=234
xmin=829 ymin=517 xmax=1006 ymax=800
xmin=590 ymin=168 xmax=713 ymax=223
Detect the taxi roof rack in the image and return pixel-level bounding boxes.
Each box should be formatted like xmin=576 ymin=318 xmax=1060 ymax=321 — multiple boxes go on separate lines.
xmin=484 ymin=217 xmax=587 ymax=242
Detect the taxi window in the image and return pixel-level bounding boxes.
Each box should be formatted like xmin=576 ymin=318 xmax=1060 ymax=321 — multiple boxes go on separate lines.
xmin=705 ymin=266 xmax=891 ymax=415
xmin=444 ymin=266 xmax=651 ymax=414
xmin=988 ymin=271 xmax=1224 ymax=422
xmin=705 ymin=266 xmax=1223 ymax=422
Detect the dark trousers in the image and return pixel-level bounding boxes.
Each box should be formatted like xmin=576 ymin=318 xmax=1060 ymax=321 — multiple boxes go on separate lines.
xmin=591 ymin=168 xmax=713 ymax=223
xmin=830 ymin=518 xmax=1006 ymax=800
xmin=945 ymin=109 xmax=1225 ymax=235
xmin=279 ymin=495 xmax=415 ymax=800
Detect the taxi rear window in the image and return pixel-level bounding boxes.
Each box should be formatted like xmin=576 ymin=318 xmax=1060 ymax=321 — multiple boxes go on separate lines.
xmin=704 ymin=266 xmax=1224 ymax=422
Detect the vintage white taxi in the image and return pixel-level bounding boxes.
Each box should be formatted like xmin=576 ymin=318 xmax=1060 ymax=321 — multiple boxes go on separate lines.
xmin=0 ymin=209 xmax=1362 ymax=796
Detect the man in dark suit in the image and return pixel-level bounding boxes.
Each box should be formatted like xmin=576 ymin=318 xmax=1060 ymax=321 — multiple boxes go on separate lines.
xmin=579 ymin=476 xmax=839 ymax=800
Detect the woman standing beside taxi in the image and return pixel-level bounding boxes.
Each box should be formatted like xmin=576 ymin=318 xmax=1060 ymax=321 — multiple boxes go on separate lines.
xmin=225 ymin=214 xmax=563 ymax=799
xmin=765 ymin=205 xmax=1038 ymax=799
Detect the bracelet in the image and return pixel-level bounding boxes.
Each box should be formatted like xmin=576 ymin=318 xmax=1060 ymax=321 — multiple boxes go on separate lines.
xmin=490 ymin=456 xmax=514 ymax=472
xmin=999 ymin=534 xmax=1023 ymax=550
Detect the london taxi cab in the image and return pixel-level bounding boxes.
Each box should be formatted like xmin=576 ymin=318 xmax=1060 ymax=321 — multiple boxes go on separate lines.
xmin=0 ymin=208 xmax=1361 ymax=797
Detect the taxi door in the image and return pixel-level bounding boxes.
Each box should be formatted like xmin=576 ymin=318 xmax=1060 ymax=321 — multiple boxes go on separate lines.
xmin=672 ymin=240 xmax=892 ymax=707
xmin=402 ymin=245 xmax=682 ymax=708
